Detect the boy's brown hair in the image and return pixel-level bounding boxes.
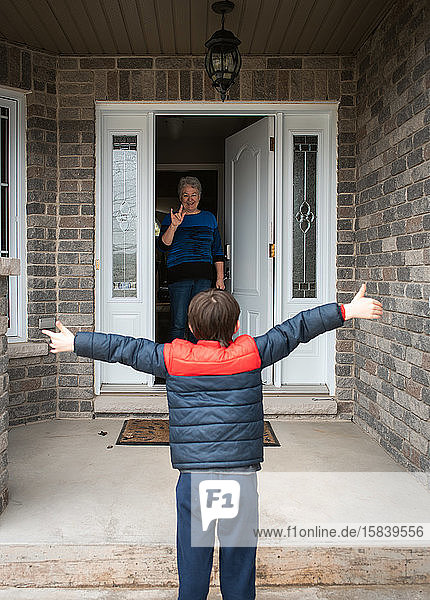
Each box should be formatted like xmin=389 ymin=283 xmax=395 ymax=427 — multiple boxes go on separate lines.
xmin=188 ymin=289 xmax=240 ymax=347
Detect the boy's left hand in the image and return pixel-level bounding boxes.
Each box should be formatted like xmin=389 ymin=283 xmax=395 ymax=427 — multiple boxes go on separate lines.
xmin=343 ymin=284 xmax=382 ymax=320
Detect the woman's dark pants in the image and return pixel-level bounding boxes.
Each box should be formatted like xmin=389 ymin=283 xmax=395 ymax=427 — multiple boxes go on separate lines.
xmin=168 ymin=278 xmax=211 ymax=342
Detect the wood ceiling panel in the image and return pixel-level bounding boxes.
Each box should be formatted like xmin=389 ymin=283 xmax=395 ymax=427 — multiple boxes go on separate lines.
xmin=190 ymin=0 xmax=207 ymax=55
xmin=154 ymin=0 xmax=175 ymax=54
xmin=44 ymin=0 xmax=88 ymax=54
xmin=0 ymin=7 xmax=28 ymax=46
xmin=206 ymin=0 xmax=224 ymax=45
xmin=103 ymin=0 xmax=132 ymax=54
xmin=279 ymin=0 xmax=317 ymax=54
xmin=324 ymin=0 xmax=366 ymax=53
xmin=35 ymin=0 xmax=78 ymax=53
xmin=225 ymin=0 xmax=245 ymax=41
xmin=343 ymin=0 xmax=391 ymax=54
xmin=118 ymin=0 xmax=148 ymax=55
xmin=68 ymin=0 xmax=104 ymax=54
xmin=83 ymin=0 xmax=118 ymax=54
xmin=248 ymin=0 xmax=282 ymax=55
xmin=3 ymin=0 xmax=54 ymax=51
xmin=307 ymin=0 xmax=350 ymax=53
xmin=264 ymin=0 xmax=299 ymax=54
xmin=294 ymin=0 xmax=336 ymax=54
xmin=235 ymin=0 xmax=262 ymax=55
xmin=137 ymin=0 xmax=161 ymax=55
xmin=259 ymin=0 xmax=283 ymax=54
xmin=172 ymin=0 xmax=190 ymax=54
xmin=0 ymin=0 xmax=395 ymax=56
xmin=22 ymin=0 xmax=69 ymax=52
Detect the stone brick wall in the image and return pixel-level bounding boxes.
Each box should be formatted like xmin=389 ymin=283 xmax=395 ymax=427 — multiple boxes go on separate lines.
xmin=354 ymin=0 xmax=429 ymax=470
xmin=56 ymin=54 xmax=357 ymax=419
xmin=0 ymin=41 xmax=59 ymax=425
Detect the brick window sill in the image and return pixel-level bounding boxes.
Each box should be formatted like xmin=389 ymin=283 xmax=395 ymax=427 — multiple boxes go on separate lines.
xmin=7 ymin=341 xmax=49 ymax=359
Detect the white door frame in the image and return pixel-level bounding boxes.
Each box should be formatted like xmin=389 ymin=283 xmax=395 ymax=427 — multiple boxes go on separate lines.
xmin=95 ymin=102 xmax=338 ymax=394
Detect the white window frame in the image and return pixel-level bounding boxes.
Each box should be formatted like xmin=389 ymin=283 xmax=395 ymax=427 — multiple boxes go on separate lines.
xmin=1 ymin=88 xmax=27 ymax=341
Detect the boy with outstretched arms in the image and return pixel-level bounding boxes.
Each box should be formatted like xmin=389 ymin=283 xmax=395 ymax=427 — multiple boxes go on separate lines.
xmin=43 ymin=284 xmax=382 ymax=600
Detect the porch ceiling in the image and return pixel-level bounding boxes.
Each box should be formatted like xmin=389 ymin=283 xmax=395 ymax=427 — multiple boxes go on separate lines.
xmin=0 ymin=0 xmax=393 ymax=56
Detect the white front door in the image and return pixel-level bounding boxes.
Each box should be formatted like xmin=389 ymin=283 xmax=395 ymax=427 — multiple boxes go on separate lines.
xmin=224 ymin=117 xmax=275 ymax=384
xmin=96 ymin=104 xmax=337 ymax=394
xmin=97 ymin=112 xmax=154 ymax=387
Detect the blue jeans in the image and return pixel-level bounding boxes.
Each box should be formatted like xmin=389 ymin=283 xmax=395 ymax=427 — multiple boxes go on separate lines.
xmin=168 ymin=279 xmax=211 ymax=342
xmin=176 ymin=472 xmax=258 ymax=600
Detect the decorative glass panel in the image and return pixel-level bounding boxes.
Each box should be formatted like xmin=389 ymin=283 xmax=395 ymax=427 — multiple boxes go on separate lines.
xmin=112 ymin=135 xmax=138 ymax=298
xmin=0 ymin=106 xmax=9 ymax=258
xmin=292 ymin=135 xmax=317 ymax=298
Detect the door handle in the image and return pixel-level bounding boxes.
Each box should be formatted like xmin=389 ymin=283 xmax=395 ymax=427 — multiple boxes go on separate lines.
xmin=224 ymin=244 xmax=231 ymax=260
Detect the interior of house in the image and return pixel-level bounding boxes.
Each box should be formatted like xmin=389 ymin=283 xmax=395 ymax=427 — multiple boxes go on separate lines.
xmin=154 ymin=115 xmax=262 ymax=343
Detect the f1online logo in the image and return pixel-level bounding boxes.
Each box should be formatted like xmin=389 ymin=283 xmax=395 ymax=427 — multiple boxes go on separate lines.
xmin=199 ymin=480 xmax=241 ymax=531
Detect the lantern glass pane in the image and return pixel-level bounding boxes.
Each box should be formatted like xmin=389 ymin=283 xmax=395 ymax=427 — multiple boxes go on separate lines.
xmin=212 ymin=52 xmax=222 ymax=72
xmin=224 ymin=52 xmax=234 ymax=73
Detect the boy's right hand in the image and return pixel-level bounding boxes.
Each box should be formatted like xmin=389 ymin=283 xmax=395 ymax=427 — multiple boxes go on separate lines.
xmin=343 ymin=284 xmax=382 ymax=320
xmin=41 ymin=320 xmax=75 ymax=353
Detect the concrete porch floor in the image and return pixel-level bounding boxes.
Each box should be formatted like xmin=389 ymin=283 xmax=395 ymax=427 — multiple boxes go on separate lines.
xmin=0 ymin=418 xmax=429 ymax=592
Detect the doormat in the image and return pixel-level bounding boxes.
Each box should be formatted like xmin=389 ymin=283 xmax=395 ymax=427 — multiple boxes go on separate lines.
xmin=116 ymin=418 xmax=280 ymax=447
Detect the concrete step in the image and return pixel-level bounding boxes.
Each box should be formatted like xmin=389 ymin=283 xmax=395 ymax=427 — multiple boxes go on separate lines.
xmin=94 ymin=394 xmax=338 ymax=417
xmin=0 ymin=585 xmax=429 ymax=599
xmin=0 ymin=544 xmax=428 ymax=588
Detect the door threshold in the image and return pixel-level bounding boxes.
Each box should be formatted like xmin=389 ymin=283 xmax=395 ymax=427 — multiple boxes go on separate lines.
xmin=94 ymin=394 xmax=336 ymax=416
xmin=262 ymin=384 xmax=329 ymax=395
xmin=99 ymin=383 xmax=329 ymax=395
xmin=100 ymin=384 xmax=167 ymax=395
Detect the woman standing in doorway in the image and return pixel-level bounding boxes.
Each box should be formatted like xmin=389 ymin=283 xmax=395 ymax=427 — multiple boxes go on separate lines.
xmin=157 ymin=176 xmax=225 ymax=342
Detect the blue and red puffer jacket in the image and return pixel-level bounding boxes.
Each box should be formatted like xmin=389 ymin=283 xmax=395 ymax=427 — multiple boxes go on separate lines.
xmin=74 ymin=303 xmax=344 ymax=470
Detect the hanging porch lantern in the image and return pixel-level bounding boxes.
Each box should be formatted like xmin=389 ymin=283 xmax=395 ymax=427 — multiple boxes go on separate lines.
xmin=205 ymin=1 xmax=242 ymax=102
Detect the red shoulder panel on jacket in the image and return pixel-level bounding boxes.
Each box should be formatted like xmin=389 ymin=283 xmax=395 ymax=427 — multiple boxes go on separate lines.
xmin=163 ymin=335 xmax=261 ymax=376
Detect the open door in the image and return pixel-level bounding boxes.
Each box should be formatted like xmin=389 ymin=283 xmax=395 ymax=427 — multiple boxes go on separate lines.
xmin=224 ymin=117 xmax=275 ymax=384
